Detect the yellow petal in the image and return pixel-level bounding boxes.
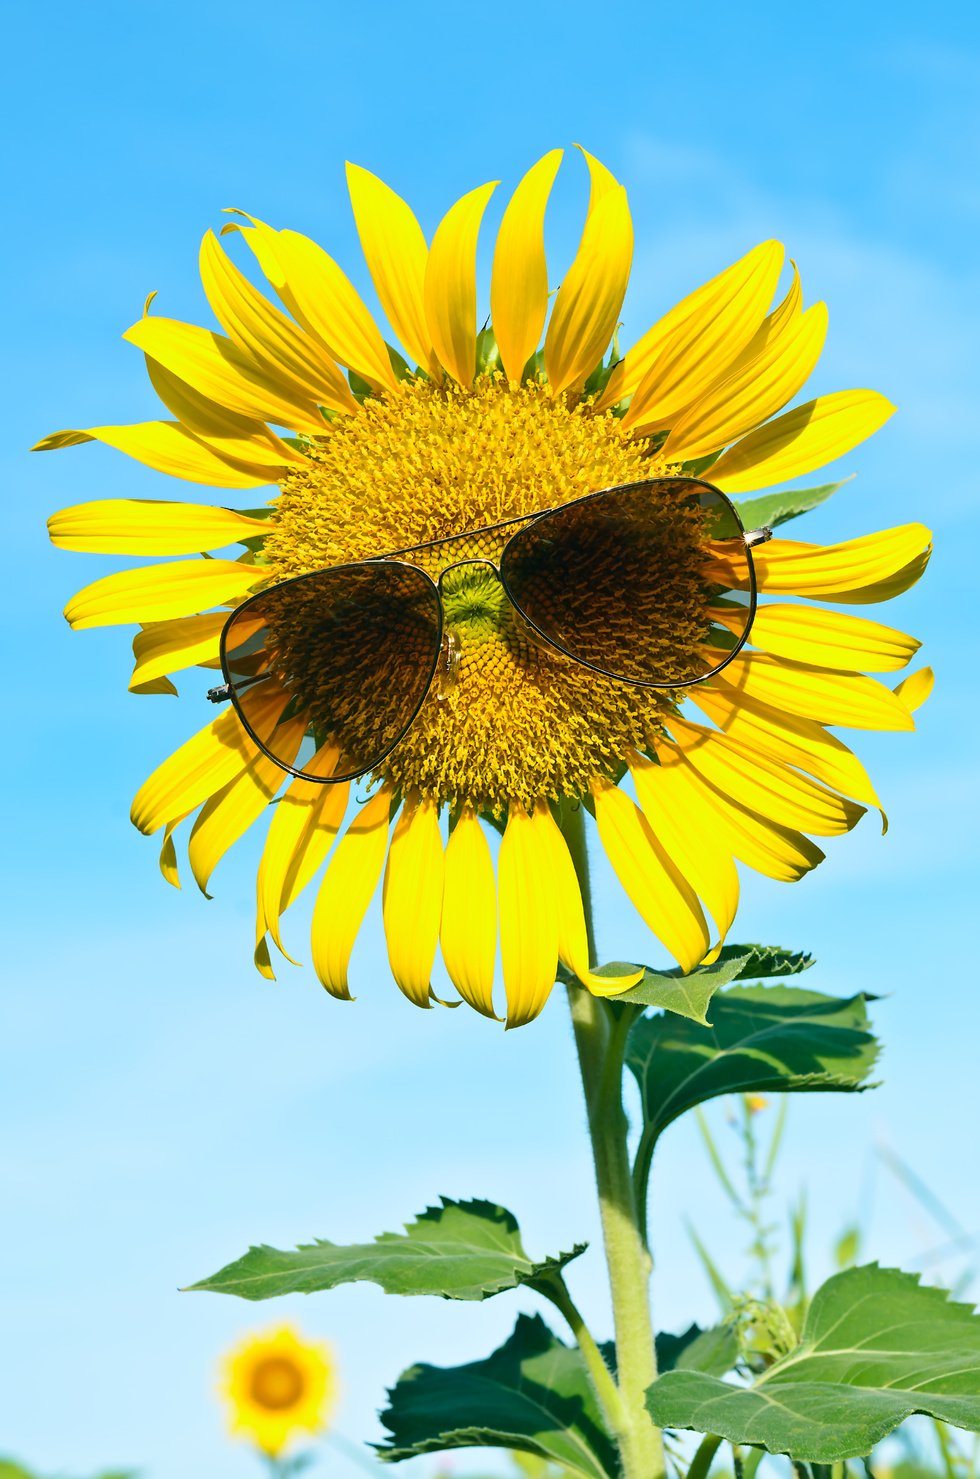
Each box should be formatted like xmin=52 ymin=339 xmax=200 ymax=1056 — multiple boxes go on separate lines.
xmin=381 ymin=793 xmax=444 ymax=1008
xmin=254 ymin=935 xmax=277 ymax=980
xmin=738 ymin=602 xmax=921 ymax=672
xmin=498 ymin=801 xmax=559 ymax=1028
xmin=130 ymin=675 xmax=177 ymax=696
xmin=272 ymin=227 xmax=399 ymax=393
xmin=577 ymin=145 xmax=621 ymax=214
xmin=48 ymin=499 xmax=270 ymax=556
xmin=664 ymin=301 xmax=828 ymax=459
xmin=124 ymin=316 xmax=325 ymax=434
xmin=750 ymin=524 xmax=933 ymax=603
xmin=159 ymin=816 xmax=186 ymax=888
xmin=188 ymin=718 xmax=305 ymax=894
xmin=199 ymin=230 xmax=358 ymax=415
xmin=310 ymin=785 xmax=394 ymax=1000
xmin=654 ymin=739 xmax=825 ymax=882
xmin=893 ymin=666 xmax=934 ymax=713
xmin=544 ymin=185 xmax=633 ymax=397
xmin=709 ymin=390 xmax=896 ymax=493
xmin=690 ymin=685 xmax=883 ymax=810
xmin=620 ymin=241 xmax=783 ymax=429
xmin=256 ymin=745 xmax=350 ymax=959
xmin=629 ymin=752 xmax=740 ymax=949
xmin=708 ymin=650 xmax=915 ymax=731
xmin=129 ymin=612 xmax=226 ymax=690
xmin=440 ymin=806 xmax=498 ymax=1018
xmin=131 ymin=682 xmax=288 ymax=835
xmin=424 ymin=181 xmax=498 ymax=388
xmin=490 ymin=150 xmax=563 ymax=382
xmin=224 ymin=214 xmax=363 ymax=398
xmin=346 ymin=163 xmax=432 ymax=370
xmin=534 ymin=801 xmax=642 ymax=995
xmin=144 ymin=358 xmax=309 ymax=468
xmin=669 ymin=713 xmax=865 ymax=837
xmin=64 ymin=559 xmax=261 ymax=629
xmin=598 ymin=243 xmax=786 ymax=413
xmin=591 ymin=780 xmax=710 ymax=973
xmin=747 ymin=261 xmax=803 ymax=347
xmin=697 ymin=262 xmax=804 ymax=401
xmin=33 ymin=422 xmax=274 ymax=488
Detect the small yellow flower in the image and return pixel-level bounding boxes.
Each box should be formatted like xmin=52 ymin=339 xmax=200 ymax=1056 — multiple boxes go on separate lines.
xmin=220 ymin=1324 xmax=338 ymax=1457
xmin=40 ymin=147 xmax=932 ymax=1025
xmin=746 ymin=1094 xmax=770 ymax=1113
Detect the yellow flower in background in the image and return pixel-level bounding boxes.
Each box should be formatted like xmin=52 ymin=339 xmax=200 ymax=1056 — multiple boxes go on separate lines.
xmin=220 ymin=1324 xmax=337 ymax=1457
xmin=40 ymin=147 xmax=932 ymax=1026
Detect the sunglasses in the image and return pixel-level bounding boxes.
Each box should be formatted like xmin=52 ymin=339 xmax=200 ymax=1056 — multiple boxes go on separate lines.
xmin=206 ymin=476 xmax=770 ymax=784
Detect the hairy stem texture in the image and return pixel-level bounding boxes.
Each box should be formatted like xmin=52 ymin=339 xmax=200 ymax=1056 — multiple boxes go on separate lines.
xmin=562 ymin=805 xmax=665 ymax=1479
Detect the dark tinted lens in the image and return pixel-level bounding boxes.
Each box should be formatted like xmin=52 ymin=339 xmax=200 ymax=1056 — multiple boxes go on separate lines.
xmin=500 ymin=478 xmax=753 ymax=686
xmin=221 ymin=562 xmax=442 ymax=781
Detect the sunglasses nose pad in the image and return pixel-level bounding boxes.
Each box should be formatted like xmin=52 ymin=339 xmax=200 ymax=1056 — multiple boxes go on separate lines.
xmin=435 ymin=628 xmax=462 ymax=701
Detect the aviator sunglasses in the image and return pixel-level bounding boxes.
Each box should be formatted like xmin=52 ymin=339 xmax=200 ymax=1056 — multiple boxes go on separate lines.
xmin=207 ymin=476 xmax=772 ymax=784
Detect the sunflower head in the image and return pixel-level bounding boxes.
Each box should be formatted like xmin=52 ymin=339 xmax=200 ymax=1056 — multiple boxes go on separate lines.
xmin=41 ymin=146 xmax=932 ymax=1027
xmin=220 ymin=1324 xmax=338 ymax=1457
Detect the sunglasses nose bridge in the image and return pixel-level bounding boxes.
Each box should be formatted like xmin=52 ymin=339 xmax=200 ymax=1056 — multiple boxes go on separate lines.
xmin=436 ymin=556 xmax=500 ymax=588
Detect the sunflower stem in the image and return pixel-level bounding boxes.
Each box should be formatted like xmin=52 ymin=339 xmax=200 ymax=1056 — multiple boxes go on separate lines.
xmin=561 ymin=804 xmax=665 ymax=1479
xmin=544 ymin=1273 xmax=629 ymax=1434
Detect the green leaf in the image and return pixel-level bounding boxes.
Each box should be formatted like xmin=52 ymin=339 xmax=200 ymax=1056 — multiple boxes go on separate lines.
xmin=187 ymin=1197 xmax=585 ymax=1303
xmin=593 ymin=955 xmax=751 ymax=1024
xmin=656 ymin=1324 xmax=738 ymax=1378
xmin=378 ymin=1313 xmax=618 ymax=1479
xmin=592 ymin=944 xmax=812 ymax=1025
xmin=733 ymin=478 xmax=852 ymax=531
xmin=646 ymin=1265 xmax=980 ymax=1461
xmin=627 ymin=983 xmax=878 ymax=1149
xmin=712 ymin=943 xmax=814 ymax=979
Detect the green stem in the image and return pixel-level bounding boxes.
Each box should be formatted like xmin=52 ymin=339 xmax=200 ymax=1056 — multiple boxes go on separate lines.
xmin=561 ymin=804 xmax=665 ymax=1479
xmin=546 ymin=1274 xmax=628 ymax=1433
xmin=687 ymin=1434 xmax=723 ymax=1479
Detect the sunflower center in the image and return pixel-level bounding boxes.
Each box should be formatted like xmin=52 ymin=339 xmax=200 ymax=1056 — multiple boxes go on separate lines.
xmin=249 ymin=1355 xmax=306 ymax=1411
xmin=264 ymin=377 xmax=709 ymax=813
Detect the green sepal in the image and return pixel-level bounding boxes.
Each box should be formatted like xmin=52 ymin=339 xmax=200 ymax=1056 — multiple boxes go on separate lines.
xmin=627 ymin=982 xmax=878 ymax=1150
xmin=733 ymin=477 xmax=852 ymax=531
xmin=387 ymin=342 xmax=414 ymax=381
xmin=476 ymin=326 xmax=501 ymax=376
xmin=377 ymin=1313 xmax=619 ymax=1479
xmin=587 ymin=944 xmax=811 ymax=1025
xmin=186 ymin=1197 xmax=585 ymax=1303
xmin=347 ymin=367 xmax=375 ymax=401
xmin=681 ymin=451 xmax=723 ymax=478
xmin=646 ymin=1265 xmax=980 ymax=1461
xmin=521 ymin=347 xmax=546 ymax=385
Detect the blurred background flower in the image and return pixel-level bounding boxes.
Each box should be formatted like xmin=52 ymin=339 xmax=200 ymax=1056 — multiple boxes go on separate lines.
xmin=220 ymin=1324 xmax=338 ymax=1472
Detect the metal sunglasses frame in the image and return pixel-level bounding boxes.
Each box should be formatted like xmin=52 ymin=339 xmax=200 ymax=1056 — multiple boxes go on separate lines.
xmin=210 ymin=475 xmax=771 ymax=784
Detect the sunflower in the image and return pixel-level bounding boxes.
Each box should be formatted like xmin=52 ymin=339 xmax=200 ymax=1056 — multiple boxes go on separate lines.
xmin=40 ymin=147 xmax=931 ymax=1027
xmin=220 ymin=1324 xmax=337 ymax=1457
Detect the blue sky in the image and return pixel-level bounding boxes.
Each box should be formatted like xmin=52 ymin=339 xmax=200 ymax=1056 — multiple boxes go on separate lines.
xmin=3 ymin=1 xmax=979 ymax=1473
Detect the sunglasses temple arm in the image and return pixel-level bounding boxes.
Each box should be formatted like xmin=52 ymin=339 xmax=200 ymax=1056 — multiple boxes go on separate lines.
xmin=744 ymin=526 xmax=773 ymax=548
